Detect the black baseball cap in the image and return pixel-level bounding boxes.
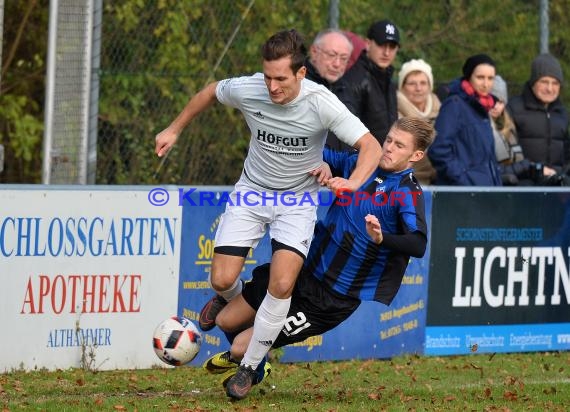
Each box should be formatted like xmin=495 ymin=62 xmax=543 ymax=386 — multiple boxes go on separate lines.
xmin=367 ymin=19 xmax=400 ymax=46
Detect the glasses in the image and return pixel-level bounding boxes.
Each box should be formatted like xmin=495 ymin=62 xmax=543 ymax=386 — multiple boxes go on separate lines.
xmin=317 ymin=47 xmax=350 ymax=64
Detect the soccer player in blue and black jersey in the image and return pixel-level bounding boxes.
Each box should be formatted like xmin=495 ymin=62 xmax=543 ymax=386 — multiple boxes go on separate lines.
xmin=204 ymin=117 xmax=435 ymax=399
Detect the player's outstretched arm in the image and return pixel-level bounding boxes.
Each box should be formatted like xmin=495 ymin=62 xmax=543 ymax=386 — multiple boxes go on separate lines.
xmin=155 ymin=82 xmax=219 ymax=157
xmin=328 ymin=132 xmax=381 ymax=193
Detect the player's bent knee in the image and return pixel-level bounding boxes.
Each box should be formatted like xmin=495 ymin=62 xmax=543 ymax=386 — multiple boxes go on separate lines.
xmin=208 ymin=270 xmax=238 ymax=292
xmin=268 ymin=279 xmax=295 ymax=299
xmin=209 ymin=277 xmax=235 ymax=292
xmin=215 ymin=311 xmax=231 ymax=332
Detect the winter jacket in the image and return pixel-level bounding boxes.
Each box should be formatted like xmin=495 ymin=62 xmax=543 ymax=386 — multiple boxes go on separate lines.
xmin=429 ymin=79 xmax=502 ymax=186
xmin=507 ymin=82 xmax=570 ymax=171
xmin=491 ymin=112 xmax=537 ymax=186
xmin=305 ymin=59 xmax=336 ymax=91
xmin=335 ymin=50 xmax=398 ymax=145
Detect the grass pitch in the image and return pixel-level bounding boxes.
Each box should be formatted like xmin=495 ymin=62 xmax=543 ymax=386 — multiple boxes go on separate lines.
xmin=1 ymin=351 xmax=569 ymax=411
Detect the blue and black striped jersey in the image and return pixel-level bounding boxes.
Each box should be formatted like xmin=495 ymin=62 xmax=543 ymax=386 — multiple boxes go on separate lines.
xmin=304 ymin=148 xmax=428 ymax=304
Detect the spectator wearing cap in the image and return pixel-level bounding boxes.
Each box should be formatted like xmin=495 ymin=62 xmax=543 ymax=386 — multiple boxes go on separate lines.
xmin=507 ymin=53 xmax=569 ymax=172
xmin=429 ymin=54 xmax=502 ymax=186
xmin=397 ymin=59 xmax=441 ymax=184
xmin=333 ymin=19 xmax=401 ymax=149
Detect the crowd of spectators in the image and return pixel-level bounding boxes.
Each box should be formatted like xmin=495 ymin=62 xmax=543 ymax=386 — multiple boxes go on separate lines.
xmin=316 ymin=19 xmax=569 ymax=187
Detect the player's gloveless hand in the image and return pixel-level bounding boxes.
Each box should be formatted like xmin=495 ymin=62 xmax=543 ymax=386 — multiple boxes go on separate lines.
xmin=327 ymin=176 xmax=361 ymax=194
xmin=364 ymin=214 xmax=383 ymax=244
xmin=310 ymin=162 xmax=332 ymax=186
xmin=155 ymin=128 xmax=178 ymax=157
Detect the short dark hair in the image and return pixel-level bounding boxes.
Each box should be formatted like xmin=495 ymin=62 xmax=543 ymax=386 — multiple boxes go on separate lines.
xmin=393 ymin=117 xmax=436 ymax=152
xmin=261 ymin=29 xmax=307 ymax=74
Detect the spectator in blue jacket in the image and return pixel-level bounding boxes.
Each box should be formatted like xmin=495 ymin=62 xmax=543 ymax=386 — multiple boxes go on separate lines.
xmin=429 ymin=54 xmax=502 ymax=185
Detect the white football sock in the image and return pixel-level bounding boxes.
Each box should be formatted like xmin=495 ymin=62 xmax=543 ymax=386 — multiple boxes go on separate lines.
xmin=212 ymin=276 xmax=242 ymax=302
xmin=241 ymin=291 xmax=291 ymax=369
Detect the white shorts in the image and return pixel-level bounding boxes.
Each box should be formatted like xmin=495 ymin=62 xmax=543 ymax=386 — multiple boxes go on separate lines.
xmin=214 ymin=183 xmax=317 ymax=257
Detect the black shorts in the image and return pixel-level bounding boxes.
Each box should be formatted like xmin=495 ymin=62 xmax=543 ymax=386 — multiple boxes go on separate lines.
xmin=242 ymin=263 xmax=361 ymax=348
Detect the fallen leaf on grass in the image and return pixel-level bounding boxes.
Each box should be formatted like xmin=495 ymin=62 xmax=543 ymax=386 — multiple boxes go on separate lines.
xmin=483 ymin=405 xmax=512 ymax=411
xmin=542 ymin=387 xmax=556 ymax=395
xmin=368 ymin=392 xmax=381 ymax=400
xmin=358 ymin=359 xmax=374 ymax=371
xmin=392 ymin=364 xmax=406 ymax=372
xmin=400 ymin=394 xmax=414 ymax=402
xmin=503 ymin=376 xmax=517 ymax=386
xmin=503 ymin=390 xmax=518 ymax=401
xmin=470 ymin=362 xmax=483 ymax=378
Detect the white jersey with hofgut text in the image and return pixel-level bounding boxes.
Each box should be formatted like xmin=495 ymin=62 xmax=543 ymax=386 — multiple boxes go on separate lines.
xmin=216 ymin=73 xmax=369 ymax=194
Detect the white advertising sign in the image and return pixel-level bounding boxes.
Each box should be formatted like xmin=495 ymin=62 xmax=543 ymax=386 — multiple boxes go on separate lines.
xmin=0 ymin=188 xmax=182 ymax=371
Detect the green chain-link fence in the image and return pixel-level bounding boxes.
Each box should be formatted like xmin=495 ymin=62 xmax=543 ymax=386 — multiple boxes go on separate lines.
xmin=3 ymin=1 xmax=567 ymax=184
xmin=97 ymin=0 xmax=332 ymax=185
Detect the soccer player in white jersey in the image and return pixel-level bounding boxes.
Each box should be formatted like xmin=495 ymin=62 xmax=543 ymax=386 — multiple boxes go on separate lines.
xmin=155 ymin=29 xmax=382 ymax=400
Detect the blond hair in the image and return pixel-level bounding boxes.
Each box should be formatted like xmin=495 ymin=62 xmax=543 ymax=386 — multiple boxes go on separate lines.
xmin=393 ymin=117 xmax=436 ymax=151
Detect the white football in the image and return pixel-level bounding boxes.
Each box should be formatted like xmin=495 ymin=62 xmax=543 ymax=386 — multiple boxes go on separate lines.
xmin=152 ymin=316 xmax=202 ymax=366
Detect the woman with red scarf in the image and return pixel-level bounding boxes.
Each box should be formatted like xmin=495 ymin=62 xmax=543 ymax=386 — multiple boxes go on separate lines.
xmin=428 ymin=54 xmax=502 ymax=185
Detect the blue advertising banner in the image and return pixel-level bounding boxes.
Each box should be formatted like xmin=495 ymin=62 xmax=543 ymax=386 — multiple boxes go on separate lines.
xmin=425 ymin=190 xmax=570 ymax=355
xmin=176 ymin=186 xmax=270 ymax=364
xmin=426 ymin=323 xmax=570 ymax=356
xmin=177 ymin=187 xmax=431 ymax=364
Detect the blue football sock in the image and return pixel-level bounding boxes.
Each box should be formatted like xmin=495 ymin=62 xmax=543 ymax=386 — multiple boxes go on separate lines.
xmin=253 ymin=356 xmax=268 ymax=384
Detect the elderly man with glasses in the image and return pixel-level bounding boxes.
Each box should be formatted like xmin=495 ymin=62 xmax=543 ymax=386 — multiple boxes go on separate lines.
xmin=306 ymin=28 xmax=353 ymax=88
xmin=305 ymin=29 xmax=359 ymax=151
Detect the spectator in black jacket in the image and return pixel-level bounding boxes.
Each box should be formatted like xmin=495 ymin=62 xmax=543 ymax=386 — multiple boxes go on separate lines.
xmin=333 ymin=19 xmax=400 ymax=149
xmin=507 ymin=53 xmax=569 ymax=173
xmin=305 ymin=29 xmax=353 ymax=89
xmin=490 ymin=75 xmax=556 ymax=185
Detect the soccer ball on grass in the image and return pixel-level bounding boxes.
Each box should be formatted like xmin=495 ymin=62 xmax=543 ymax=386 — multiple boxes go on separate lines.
xmin=152 ymin=316 xmax=202 ymax=366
